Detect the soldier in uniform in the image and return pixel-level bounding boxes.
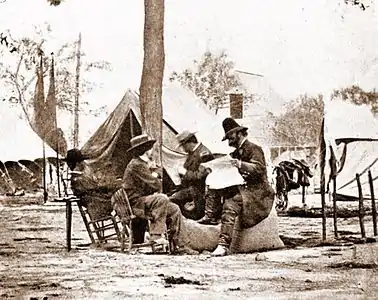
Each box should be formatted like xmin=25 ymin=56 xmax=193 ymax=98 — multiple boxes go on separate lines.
xmin=122 ymin=133 xmax=198 ymax=255
xmin=65 ymin=148 xmax=116 ymax=220
xmin=169 ymin=130 xmax=218 ymax=220
xmin=212 ymin=118 xmax=275 ymax=257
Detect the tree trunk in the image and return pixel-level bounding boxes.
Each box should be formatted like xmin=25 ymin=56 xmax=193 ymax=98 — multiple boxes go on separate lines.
xmin=139 ymin=0 xmax=165 ymax=190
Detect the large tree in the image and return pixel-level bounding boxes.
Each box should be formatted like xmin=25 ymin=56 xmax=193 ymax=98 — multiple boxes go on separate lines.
xmin=170 ymin=51 xmax=247 ymax=114
xmin=42 ymin=0 xmax=166 ymax=175
xmin=268 ymin=94 xmax=324 ymax=146
xmin=139 ymin=0 xmax=165 ymax=183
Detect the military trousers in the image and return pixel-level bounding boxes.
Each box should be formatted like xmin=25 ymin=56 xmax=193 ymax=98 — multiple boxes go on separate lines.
xmin=137 ymin=193 xmax=188 ymax=247
xmin=218 ymin=187 xmax=243 ymax=247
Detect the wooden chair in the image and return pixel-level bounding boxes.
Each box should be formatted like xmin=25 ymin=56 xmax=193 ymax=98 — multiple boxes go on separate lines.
xmin=111 ymin=188 xmax=171 ymax=253
xmin=60 ymin=169 xmax=170 ymax=253
xmin=76 ymin=200 xmax=124 ymax=251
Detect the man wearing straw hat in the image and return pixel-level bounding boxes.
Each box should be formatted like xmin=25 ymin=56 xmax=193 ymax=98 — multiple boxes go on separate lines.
xmin=122 ymin=133 xmax=199 ymax=255
xmin=169 ymin=130 xmax=219 ymax=221
xmin=211 ymin=118 xmax=275 ymax=257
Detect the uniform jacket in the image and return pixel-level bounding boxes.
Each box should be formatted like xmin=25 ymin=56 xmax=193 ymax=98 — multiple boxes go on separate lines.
xmin=231 ymin=139 xmax=275 ymax=228
xmin=181 ymin=143 xmax=214 ymax=191
xmin=122 ymin=157 xmax=163 ymax=218
xmin=70 ymin=161 xmax=114 ymax=219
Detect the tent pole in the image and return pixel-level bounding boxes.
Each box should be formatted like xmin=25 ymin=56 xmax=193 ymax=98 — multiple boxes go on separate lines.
xmin=55 ymin=114 xmax=61 ymax=197
xmin=1 ymin=163 xmax=16 ymax=194
xmin=320 ymin=119 xmax=327 ymax=241
xmin=42 ymin=142 xmax=48 ymax=203
xmin=129 ymin=112 xmax=134 ymax=138
xmin=56 ymin=150 xmax=61 ymax=197
xmin=73 ymin=32 xmax=82 ymax=148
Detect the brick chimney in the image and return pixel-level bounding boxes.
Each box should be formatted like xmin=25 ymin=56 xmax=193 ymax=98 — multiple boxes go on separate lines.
xmin=229 ymin=92 xmax=244 ymax=119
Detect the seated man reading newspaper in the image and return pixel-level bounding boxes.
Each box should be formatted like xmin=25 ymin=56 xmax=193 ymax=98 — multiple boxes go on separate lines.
xmin=201 ymin=118 xmax=275 ymax=257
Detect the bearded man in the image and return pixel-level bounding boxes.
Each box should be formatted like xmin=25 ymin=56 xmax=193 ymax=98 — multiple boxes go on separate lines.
xmin=211 ymin=118 xmax=275 ymax=257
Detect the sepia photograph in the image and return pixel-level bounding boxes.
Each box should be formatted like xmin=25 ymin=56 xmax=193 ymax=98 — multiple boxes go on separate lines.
xmin=0 ymin=0 xmax=377 ymax=299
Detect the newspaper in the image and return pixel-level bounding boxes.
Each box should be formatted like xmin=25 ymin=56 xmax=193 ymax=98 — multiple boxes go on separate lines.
xmin=202 ymin=155 xmax=244 ymax=189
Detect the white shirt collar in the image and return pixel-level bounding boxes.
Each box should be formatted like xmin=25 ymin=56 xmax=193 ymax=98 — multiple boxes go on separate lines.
xmin=239 ymin=137 xmax=247 ymax=148
xmin=192 ymin=142 xmax=201 ymax=152
xmin=139 ymin=153 xmax=151 ymax=163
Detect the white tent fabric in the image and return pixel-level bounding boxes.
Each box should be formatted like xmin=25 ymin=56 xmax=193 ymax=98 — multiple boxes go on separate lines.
xmin=0 ymin=102 xmax=56 ymax=162
xmin=334 ymin=141 xmax=378 ymax=198
xmin=324 ymin=99 xmax=378 ymax=142
xmin=324 ymin=98 xmax=378 ymax=198
xmin=162 ymin=83 xmax=232 ymax=154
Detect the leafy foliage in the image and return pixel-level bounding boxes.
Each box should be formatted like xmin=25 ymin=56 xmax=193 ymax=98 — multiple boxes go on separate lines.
xmin=0 ymin=24 xmax=112 ymax=120
xmin=331 ymin=85 xmax=378 ymax=114
xmin=170 ymin=51 xmax=248 ymax=114
xmin=47 ymin=0 xmax=64 ymax=6
xmin=343 ymin=0 xmax=370 ymax=11
xmin=268 ymin=94 xmax=324 ymax=146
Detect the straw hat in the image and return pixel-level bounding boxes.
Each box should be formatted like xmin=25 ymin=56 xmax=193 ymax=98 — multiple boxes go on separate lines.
xmin=176 ymin=130 xmax=197 ymax=145
xmin=127 ymin=134 xmax=156 ymax=155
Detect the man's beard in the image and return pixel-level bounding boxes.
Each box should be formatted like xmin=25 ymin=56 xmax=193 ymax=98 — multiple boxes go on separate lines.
xmin=228 ymin=140 xmax=238 ymax=148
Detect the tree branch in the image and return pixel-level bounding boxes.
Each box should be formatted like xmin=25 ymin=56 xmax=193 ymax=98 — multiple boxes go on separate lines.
xmin=13 ymin=54 xmax=33 ymax=126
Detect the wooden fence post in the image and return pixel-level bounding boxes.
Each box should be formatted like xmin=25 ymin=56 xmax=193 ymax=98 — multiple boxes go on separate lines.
xmin=368 ymin=170 xmax=377 ymax=237
xmin=332 ymin=177 xmax=338 ymax=238
xmin=356 ymin=173 xmax=366 ymax=239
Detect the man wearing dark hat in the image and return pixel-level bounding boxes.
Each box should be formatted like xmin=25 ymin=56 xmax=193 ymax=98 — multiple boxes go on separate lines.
xmin=169 ymin=130 xmax=218 ymax=221
xmin=65 ymin=148 xmax=114 ymax=220
xmin=122 ymin=133 xmax=198 ymax=255
xmin=211 ymin=118 xmax=275 ymax=257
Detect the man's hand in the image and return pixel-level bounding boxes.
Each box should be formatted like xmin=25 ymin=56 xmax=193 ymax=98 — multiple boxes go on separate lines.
xmin=205 ymin=167 xmax=212 ymax=175
xmin=178 ymin=166 xmax=186 ymax=176
xmin=230 ymin=159 xmax=241 ymax=169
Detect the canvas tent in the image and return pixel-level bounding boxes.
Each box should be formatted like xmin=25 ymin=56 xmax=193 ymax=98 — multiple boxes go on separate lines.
xmin=322 ymin=99 xmax=378 ymax=199
xmin=81 ymin=83 xmax=232 ymax=187
xmin=0 ymin=102 xmax=58 ymax=193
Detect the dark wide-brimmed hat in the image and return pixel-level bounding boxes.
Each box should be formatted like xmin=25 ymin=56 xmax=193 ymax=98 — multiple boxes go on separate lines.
xmin=127 ymin=134 xmax=156 ymax=155
xmin=221 ymin=117 xmax=248 ymax=141
xmin=63 ymin=148 xmax=89 ymax=164
xmin=176 ymin=130 xmax=196 ymax=145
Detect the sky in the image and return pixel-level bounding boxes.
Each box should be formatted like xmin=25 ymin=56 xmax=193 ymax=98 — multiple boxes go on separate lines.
xmin=1 ymin=0 xmax=378 ymax=143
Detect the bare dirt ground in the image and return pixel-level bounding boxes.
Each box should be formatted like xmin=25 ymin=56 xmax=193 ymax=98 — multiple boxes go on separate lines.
xmin=0 ymin=194 xmax=377 ymax=300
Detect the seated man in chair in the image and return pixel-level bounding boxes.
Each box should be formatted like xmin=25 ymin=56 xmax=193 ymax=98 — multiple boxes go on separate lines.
xmin=169 ymin=130 xmax=216 ymax=220
xmin=65 ymin=148 xmax=116 ymax=220
xmin=122 ymin=133 xmax=198 ymax=255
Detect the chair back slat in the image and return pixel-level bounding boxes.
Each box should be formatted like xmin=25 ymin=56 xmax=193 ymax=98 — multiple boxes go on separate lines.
xmin=111 ymin=188 xmax=135 ymax=223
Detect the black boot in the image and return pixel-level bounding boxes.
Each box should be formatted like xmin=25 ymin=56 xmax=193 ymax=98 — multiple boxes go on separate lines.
xmin=197 ymin=189 xmax=221 ymax=225
xmin=197 ymin=215 xmax=218 ymax=225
